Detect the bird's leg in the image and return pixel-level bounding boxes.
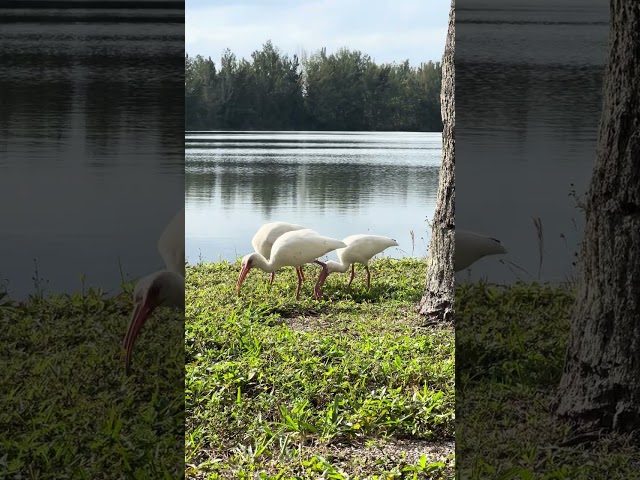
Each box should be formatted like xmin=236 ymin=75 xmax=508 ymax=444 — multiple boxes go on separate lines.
xmin=295 ymin=266 xmax=304 ymax=300
xmin=314 ymin=261 xmax=328 ymax=300
xmin=297 ymin=266 xmax=305 ymax=282
xmin=365 ymin=265 xmax=371 ymax=290
xmin=347 ymin=264 xmax=356 ymax=289
xmin=269 ymin=272 xmax=275 ymax=285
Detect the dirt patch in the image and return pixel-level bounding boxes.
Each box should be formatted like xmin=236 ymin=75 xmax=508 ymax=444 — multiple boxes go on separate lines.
xmin=285 ymin=314 xmax=341 ymax=333
xmin=309 ymin=438 xmax=455 ymax=473
xmin=283 ymin=305 xmax=440 ymax=333
xmin=187 ymin=438 xmax=455 ymax=479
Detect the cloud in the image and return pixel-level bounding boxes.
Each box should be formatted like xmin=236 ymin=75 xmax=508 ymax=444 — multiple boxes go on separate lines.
xmin=186 ymin=0 xmax=449 ymax=65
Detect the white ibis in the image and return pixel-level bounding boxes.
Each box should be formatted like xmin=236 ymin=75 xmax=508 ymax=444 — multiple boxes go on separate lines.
xmin=237 ymin=229 xmax=346 ymax=300
xmin=250 ymin=221 xmax=308 ymax=284
xmin=455 ymin=229 xmax=507 ymax=272
xmin=123 ymin=208 xmax=185 ymax=374
xmin=315 ymin=234 xmax=399 ymax=292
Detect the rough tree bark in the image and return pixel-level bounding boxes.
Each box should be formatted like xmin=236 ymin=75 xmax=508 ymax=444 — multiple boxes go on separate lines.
xmin=556 ymin=1 xmax=640 ymax=432
xmin=418 ymin=0 xmax=455 ymax=323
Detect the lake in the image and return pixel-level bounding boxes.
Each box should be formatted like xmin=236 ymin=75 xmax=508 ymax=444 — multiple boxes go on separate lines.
xmin=456 ymin=0 xmax=609 ymax=283
xmin=0 ymin=6 xmax=184 ymax=299
xmin=0 ymin=2 xmax=605 ymax=296
xmin=185 ymin=131 xmax=441 ymax=265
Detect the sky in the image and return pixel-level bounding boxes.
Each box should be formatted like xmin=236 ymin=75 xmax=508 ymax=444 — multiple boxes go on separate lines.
xmin=186 ymin=0 xmax=449 ymax=67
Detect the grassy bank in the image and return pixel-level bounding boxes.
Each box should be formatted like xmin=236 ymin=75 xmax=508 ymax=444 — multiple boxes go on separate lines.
xmin=11 ymin=260 xmax=634 ymax=478
xmin=185 ymin=258 xmax=455 ymax=479
xmin=0 ymin=287 xmax=184 ymax=478
xmin=457 ymin=282 xmax=640 ymax=479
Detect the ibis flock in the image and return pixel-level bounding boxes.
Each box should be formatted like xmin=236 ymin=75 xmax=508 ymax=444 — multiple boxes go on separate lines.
xmin=235 ymin=222 xmax=401 ymax=301
xmin=123 ymin=215 xmax=507 ymax=373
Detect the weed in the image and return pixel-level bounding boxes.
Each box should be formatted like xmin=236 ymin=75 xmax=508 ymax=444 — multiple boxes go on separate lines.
xmin=0 ymin=287 xmax=184 ymax=478
xmin=185 ymin=258 xmax=455 ymax=479
xmin=456 ymin=281 xmax=640 ymax=479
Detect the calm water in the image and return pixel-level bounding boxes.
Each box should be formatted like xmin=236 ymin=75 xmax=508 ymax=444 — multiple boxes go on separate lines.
xmin=456 ymin=0 xmax=608 ymax=283
xmin=185 ymin=131 xmax=440 ymax=264
xmin=0 ymin=8 xmax=184 ymax=298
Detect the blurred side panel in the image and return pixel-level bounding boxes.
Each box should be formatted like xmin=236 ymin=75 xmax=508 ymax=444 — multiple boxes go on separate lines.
xmin=454 ymin=0 xmax=620 ymax=478
xmin=0 ymin=2 xmax=185 ymax=478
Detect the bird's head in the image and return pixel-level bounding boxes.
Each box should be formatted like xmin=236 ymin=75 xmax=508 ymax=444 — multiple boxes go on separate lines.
xmin=486 ymin=237 xmax=508 ymax=255
xmin=123 ymin=270 xmax=184 ymax=374
xmin=236 ymin=253 xmax=258 ymax=292
xmin=324 ymin=260 xmax=344 ymax=274
xmin=314 ymin=259 xmax=344 ymax=292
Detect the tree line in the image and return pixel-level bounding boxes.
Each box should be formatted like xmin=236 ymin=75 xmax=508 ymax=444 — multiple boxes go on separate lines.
xmin=185 ymin=41 xmax=442 ymax=132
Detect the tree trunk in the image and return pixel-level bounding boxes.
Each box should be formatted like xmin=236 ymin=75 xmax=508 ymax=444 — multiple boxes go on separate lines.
xmin=556 ymin=0 xmax=640 ymax=432
xmin=418 ymin=0 xmax=455 ymax=323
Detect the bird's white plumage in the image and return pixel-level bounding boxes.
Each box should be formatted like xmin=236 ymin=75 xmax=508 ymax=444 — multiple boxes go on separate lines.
xmin=268 ymin=229 xmax=346 ymax=270
xmin=251 ymin=221 xmax=307 ymax=260
xmin=318 ymin=234 xmax=398 ymax=291
xmin=334 ymin=234 xmax=399 ymax=268
xmin=238 ymin=229 xmax=346 ymax=301
xmin=158 ymin=208 xmax=185 ymax=276
xmin=133 ymin=270 xmax=185 ymax=310
xmin=455 ymin=229 xmax=507 ymax=272
xmin=124 ymin=208 xmax=185 ymax=373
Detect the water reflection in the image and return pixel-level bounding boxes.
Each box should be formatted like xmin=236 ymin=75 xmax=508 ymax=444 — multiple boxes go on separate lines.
xmin=456 ymin=0 xmax=607 ymax=283
xmin=0 ymin=9 xmax=184 ymax=298
xmin=185 ymin=132 xmax=440 ymax=263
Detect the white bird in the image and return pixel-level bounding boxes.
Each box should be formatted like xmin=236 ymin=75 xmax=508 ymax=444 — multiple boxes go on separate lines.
xmin=250 ymin=221 xmax=308 ymax=284
xmin=237 ymin=229 xmax=346 ymax=300
xmin=123 ymin=208 xmax=185 ymax=374
xmin=158 ymin=206 xmax=185 ymax=276
xmin=455 ymin=229 xmax=507 ymax=272
xmin=315 ymin=234 xmax=399 ymax=292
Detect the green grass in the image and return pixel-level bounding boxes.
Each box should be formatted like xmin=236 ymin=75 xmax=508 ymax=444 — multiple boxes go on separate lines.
xmin=13 ymin=260 xmax=631 ymax=479
xmin=456 ymin=281 xmax=640 ymax=479
xmin=185 ymin=258 xmax=455 ymax=479
xmin=0 ymin=287 xmax=184 ymax=478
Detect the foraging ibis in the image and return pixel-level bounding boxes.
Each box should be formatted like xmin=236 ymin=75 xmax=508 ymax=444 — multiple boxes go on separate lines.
xmin=455 ymin=229 xmax=507 ymax=272
xmin=158 ymin=207 xmax=185 ymax=277
xmin=123 ymin=208 xmax=185 ymax=374
xmin=250 ymin=221 xmax=308 ymax=284
xmin=315 ymin=234 xmax=399 ymax=292
xmin=237 ymin=229 xmax=346 ymax=300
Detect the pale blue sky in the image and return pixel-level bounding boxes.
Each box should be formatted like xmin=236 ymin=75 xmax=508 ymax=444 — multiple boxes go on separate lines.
xmin=186 ymin=0 xmax=449 ymax=66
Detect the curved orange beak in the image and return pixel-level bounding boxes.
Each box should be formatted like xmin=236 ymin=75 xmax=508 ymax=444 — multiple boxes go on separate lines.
xmin=123 ymin=296 xmax=155 ymax=374
xmin=236 ymin=261 xmax=252 ymax=293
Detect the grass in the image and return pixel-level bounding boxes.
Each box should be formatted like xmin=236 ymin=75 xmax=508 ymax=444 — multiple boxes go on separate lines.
xmin=185 ymin=257 xmax=455 ymax=479
xmin=12 ymin=253 xmax=634 ymax=479
xmin=0 ymin=286 xmax=184 ymax=478
xmin=456 ymin=281 xmax=640 ymax=479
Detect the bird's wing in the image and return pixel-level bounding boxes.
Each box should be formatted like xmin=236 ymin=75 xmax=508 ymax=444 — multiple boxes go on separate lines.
xmin=158 ymin=208 xmax=185 ymax=276
xmin=251 ymin=221 xmax=281 ymax=253
xmin=454 ymin=229 xmax=506 ymax=271
xmin=338 ymin=235 xmax=398 ymax=263
xmin=252 ymin=222 xmax=308 ymax=258
xmin=341 ymin=234 xmax=367 ymax=245
xmin=260 ymin=223 xmax=308 ymax=258
xmin=270 ymin=229 xmax=317 ymax=252
xmin=271 ymin=231 xmax=344 ymax=266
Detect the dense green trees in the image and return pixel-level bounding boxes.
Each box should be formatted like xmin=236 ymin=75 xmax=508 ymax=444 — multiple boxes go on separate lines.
xmin=185 ymin=41 xmax=442 ymax=132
